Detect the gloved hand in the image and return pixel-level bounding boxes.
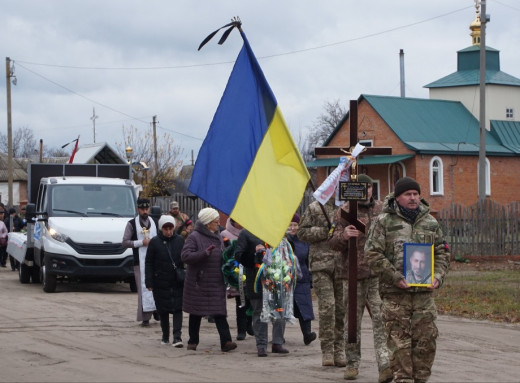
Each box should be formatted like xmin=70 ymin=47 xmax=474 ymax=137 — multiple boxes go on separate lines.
xmin=205 ymin=245 xmax=216 ymax=256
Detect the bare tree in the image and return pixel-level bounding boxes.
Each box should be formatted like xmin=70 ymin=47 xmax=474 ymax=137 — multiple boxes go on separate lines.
xmin=300 ymin=99 xmax=347 ymax=161
xmin=116 ymin=125 xmax=185 ymax=197
xmin=45 ymin=146 xmax=71 ymax=158
xmin=0 ymin=126 xmax=38 ymax=158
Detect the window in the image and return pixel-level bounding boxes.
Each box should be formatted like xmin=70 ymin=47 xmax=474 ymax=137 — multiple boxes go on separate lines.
xmin=476 ymin=158 xmax=491 ymax=196
xmin=506 ymin=108 xmax=514 ymax=119
xmin=429 ymin=157 xmax=444 ymax=195
xmin=372 ymin=179 xmax=380 ymax=201
xmin=388 ymin=162 xmax=405 ymax=194
xmin=359 ymin=139 xmax=373 ymax=147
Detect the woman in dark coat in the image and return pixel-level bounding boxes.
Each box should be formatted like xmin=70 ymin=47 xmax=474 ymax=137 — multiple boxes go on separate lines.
xmin=181 ymin=207 xmax=237 ymax=352
xmin=145 ymin=215 xmax=185 ymax=347
xmin=286 ymin=213 xmax=316 ymax=345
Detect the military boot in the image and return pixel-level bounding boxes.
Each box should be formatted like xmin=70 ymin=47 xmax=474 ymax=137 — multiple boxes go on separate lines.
xmin=322 ymin=353 xmax=334 ymax=366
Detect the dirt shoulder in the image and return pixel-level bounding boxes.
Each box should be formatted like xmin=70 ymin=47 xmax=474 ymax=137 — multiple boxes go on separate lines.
xmin=1 ymin=264 xmax=519 ymax=383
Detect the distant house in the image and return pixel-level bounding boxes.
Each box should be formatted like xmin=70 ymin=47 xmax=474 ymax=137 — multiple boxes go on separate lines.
xmin=0 ymin=142 xmax=127 ymax=207
xmin=70 ymin=142 xmax=127 ymax=164
xmin=309 ymin=9 xmax=520 ymax=212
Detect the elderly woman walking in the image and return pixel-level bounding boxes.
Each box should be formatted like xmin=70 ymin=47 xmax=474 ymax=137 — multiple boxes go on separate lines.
xmin=145 ymin=215 xmax=185 ymax=347
xmin=181 ymin=207 xmax=237 ymax=352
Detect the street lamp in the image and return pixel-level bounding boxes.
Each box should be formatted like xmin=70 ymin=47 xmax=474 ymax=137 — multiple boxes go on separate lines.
xmin=125 ymin=146 xmax=133 ymax=164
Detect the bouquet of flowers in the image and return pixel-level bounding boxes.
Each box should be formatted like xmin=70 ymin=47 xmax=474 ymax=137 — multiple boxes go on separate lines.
xmin=254 ymin=237 xmax=297 ymax=323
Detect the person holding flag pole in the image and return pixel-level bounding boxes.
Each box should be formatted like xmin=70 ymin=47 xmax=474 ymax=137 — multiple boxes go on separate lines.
xmin=189 ymin=17 xmax=310 ymax=357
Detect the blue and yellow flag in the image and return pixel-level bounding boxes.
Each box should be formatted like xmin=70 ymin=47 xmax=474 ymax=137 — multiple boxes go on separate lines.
xmin=189 ymin=30 xmax=310 ymax=246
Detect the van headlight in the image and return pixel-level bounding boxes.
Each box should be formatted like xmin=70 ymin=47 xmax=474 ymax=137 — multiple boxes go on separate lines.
xmin=48 ymin=227 xmax=69 ymax=242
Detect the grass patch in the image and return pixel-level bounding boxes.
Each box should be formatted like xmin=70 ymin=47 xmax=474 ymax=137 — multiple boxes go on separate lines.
xmin=434 ymin=270 xmax=520 ymax=323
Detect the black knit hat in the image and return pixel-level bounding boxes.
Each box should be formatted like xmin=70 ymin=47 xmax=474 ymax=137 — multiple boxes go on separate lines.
xmin=394 ymin=177 xmax=421 ymax=197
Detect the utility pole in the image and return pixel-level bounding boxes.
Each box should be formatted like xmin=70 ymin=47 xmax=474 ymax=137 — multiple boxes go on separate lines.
xmin=90 ymin=107 xmax=98 ymax=143
xmin=152 ymin=115 xmax=158 ymax=173
xmin=478 ymin=1 xmax=488 ymax=201
xmin=5 ymin=57 xmax=14 ymax=207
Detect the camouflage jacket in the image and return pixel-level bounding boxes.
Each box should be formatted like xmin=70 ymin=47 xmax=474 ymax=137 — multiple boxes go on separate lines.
xmin=297 ymin=199 xmax=343 ymax=273
xmin=364 ymin=193 xmax=450 ymax=294
xmin=329 ymin=198 xmax=383 ymax=280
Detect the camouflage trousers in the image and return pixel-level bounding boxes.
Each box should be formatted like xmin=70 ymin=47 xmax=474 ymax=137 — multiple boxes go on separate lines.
xmin=344 ymin=277 xmax=390 ymax=372
xmin=381 ymin=292 xmax=438 ymax=383
xmin=312 ymin=269 xmax=346 ymax=358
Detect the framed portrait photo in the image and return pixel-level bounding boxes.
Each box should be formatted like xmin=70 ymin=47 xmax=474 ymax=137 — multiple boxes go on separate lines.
xmin=403 ymin=243 xmax=434 ymax=287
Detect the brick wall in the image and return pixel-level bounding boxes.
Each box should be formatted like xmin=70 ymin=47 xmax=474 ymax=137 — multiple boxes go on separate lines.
xmin=315 ymin=100 xmax=520 ymax=212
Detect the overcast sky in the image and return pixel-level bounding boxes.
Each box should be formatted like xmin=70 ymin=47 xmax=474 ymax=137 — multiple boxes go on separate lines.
xmin=1 ymin=0 xmax=519 ymax=165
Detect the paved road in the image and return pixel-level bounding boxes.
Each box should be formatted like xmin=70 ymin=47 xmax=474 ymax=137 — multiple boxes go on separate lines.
xmin=1 ymin=267 xmax=519 ymax=382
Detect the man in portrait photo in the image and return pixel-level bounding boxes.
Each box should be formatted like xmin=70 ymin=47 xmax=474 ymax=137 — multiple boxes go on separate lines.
xmin=406 ymin=247 xmax=432 ymax=285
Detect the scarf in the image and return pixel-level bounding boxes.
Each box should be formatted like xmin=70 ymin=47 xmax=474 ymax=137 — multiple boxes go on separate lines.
xmin=398 ymin=204 xmax=420 ymax=224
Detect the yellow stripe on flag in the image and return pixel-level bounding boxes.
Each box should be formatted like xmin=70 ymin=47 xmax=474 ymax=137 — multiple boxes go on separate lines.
xmin=231 ymin=107 xmax=309 ymax=246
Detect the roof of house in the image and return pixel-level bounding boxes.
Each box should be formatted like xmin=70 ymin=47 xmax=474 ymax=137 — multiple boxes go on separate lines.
xmin=425 ymin=45 xmax=520 ymax=88
xmin=324 ymin=94 xmax=519 ymax=157
xmin=71 ymin=142 xmax=126 ymax=164
xmin=0 ymin=154 xmax=29 ymax=182
xmin=490 ymin=120 xmax=520 ymax=153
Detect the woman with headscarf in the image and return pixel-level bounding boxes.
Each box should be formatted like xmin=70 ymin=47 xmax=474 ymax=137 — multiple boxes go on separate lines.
xmin=181 ymin=207 xmax=237 ymax=352
xmin=145 ymin=215 xmax=185 ymax=347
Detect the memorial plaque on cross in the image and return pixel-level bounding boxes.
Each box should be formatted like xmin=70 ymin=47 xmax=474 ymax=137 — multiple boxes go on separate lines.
xmin=315 ymin=100 xmax=391 ymax=344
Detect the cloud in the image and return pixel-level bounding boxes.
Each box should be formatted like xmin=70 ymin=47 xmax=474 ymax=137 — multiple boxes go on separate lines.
xmin=1 ymin=0 xmax=518 ymax=163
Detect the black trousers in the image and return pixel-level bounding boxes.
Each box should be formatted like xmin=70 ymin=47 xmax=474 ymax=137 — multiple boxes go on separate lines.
xmin=0 ymin=246 xmax=7 ymax=266
xmin=235 ymin=296 xmax=252 ymax=334
xmin=188 ymin=314 xmax=232 ymax=347
xmin=294 ymin=299 xmax=312 ymax=336
xmin=158 ymin=310 xmax=183 ymax=342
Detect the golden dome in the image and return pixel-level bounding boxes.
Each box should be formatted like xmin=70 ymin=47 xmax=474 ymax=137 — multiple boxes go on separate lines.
xmin=469 ymin=2 xmax=481 ymax=46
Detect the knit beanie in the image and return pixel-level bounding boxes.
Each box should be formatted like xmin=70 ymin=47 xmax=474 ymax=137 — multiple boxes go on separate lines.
xmin=357 ymin=174 xmax=373 ymax=186
xmin=198 ymin=207 xmax=219 ymax=225
xmin=394 ymin=177 xmax=421 ymax=197
xmin=158 ymin=215 xmax=175 ymax=229
xmin=291 ymin=213 xmax=300 ymax=223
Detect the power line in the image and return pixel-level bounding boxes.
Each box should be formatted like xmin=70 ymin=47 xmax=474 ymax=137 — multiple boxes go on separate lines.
xmin=15 ymin=6 xmax=472 ymax=71
xmin=16 ymin=62 xmax=150 ymax=125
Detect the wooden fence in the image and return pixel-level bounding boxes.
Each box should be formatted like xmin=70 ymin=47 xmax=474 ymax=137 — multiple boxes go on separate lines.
xmin=437 ymin=200 xmax=520 ymax=256
xmin=153 ymin=194 xmax=520 ymax=256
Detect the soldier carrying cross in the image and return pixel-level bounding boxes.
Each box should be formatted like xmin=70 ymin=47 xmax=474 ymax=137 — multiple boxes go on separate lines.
xmin=307 ymin=100 xmax=392 ymax=382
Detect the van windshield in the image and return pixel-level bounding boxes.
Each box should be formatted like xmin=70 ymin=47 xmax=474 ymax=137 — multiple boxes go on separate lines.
xmin=50 ymin=184 xmax=136 ymax=217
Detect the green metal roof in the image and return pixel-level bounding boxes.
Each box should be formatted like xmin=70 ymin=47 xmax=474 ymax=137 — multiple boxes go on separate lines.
xmin=425 ymin=69 xmax=520 ymax=88
xmin=490 ymin=120 xmax=520 ymax=153
xmin=425 ymin=45 xmax=520 ymax=88
xmin=306 ymin=154 xmax=414 ymax=168
xmin=360 ymin=94 xmax=515 ymax=155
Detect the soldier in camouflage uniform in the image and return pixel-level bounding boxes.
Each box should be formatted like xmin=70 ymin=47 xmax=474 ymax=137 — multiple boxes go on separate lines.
xmin=364 ymin=177 xmax=450 ymax=383
xmin=297 ymin=198 xmax=346 ymax=367
xmin=329 ymin=174 xmax=392 ymax=382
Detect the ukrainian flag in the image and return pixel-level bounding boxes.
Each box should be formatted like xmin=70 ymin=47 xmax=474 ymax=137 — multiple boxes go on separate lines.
xmin=189 ymin=30 xmax=310 ymax=247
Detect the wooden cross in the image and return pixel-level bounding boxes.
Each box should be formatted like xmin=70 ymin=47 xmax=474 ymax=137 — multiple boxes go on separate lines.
xmin=315 ymin=100 xmax=391 ymax=344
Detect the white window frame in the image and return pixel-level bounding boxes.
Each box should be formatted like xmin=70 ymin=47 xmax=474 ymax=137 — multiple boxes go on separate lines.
xmin=506 ymin=107 xmax=514 ymax=119
xmin=387 ymin=162 xmax=406 ymax=195
xmin=429 ymin=156 xmax=444 ymax=195
xmin=372 ymin=179 xmax=381 ymax=201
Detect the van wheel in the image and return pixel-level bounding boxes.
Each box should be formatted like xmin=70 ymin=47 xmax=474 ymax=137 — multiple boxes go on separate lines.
xmin=19 ymin=263 xmax=31 ymax=284
xmin=41 ymin=263 xmax=57 ymax=293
